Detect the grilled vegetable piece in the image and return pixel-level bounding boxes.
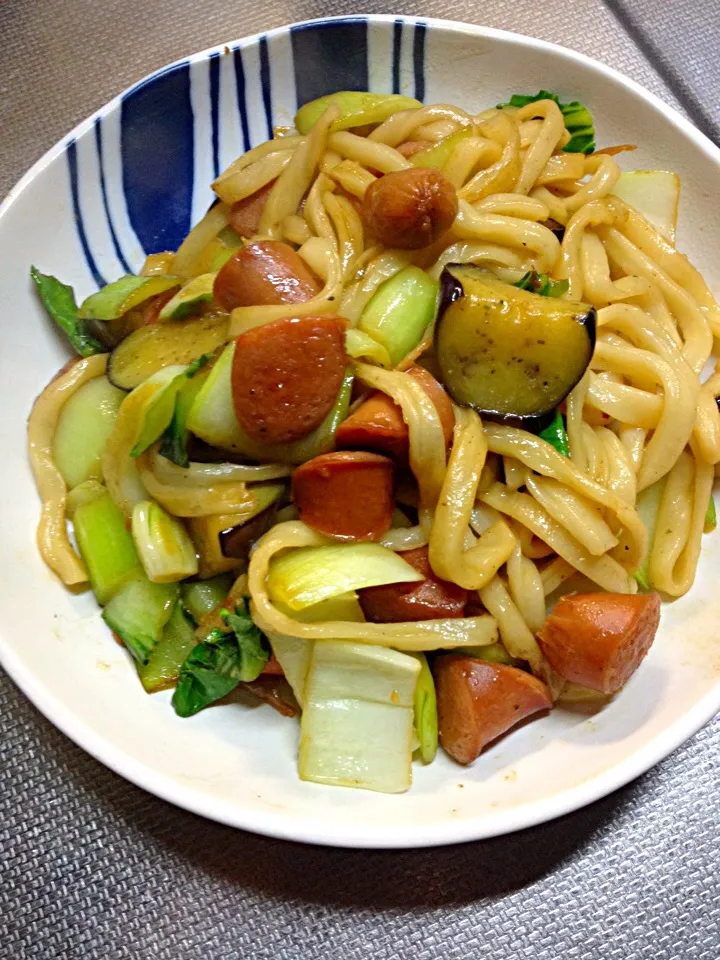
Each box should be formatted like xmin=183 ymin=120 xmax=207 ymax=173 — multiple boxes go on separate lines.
xmin=52 ymin=376 xmax=125 ymax=488
xmin=103 ymin=578 xmax=179 ymax=664
xmin=181 ymin=574 xmax=234 ymax=623
xmin=137 ymin=600 xmax=197 ymax=693
xmin=298 ymin=640 xmax=421 ymax=794
xmin=537 ymin=592 xmax=661 ymax=695
xmin=78 ymin=275 xmax=180 ymax=321
xmin=357 ymin=265 xmax=439 ymax=365
xmin=107 ymin=313 xmax=228 ymax=390
xmin=158 ymin=274 xmax=216 ymax=320
xmin=410 ymin=652 xmax=438 ymax=763
xmin=434 ymin=656 xmax=552 ymax=764
xmin=267 ymin=543 xmax=424 ymax=612
xmin=73 ymin=490 xmax=144 ymax=604
xmin=187 ymin=482 xmax=285 ymax=578
xmin=611 ymin=171 xmax=680 ymax=243
xmin=292 ymin=451 xmax=395 ymax=541
xmin=359 ymin=545 xmax=468 ymax=622
xmin=499 ymin=91 xmax=595 ymax=154
xmin=436 ymin=265 xmax=595 ymax=420
xmin=172 ymin=598 xmax=270 ymax=717
xmin=295 ymin=91 xmax=421 ymax=135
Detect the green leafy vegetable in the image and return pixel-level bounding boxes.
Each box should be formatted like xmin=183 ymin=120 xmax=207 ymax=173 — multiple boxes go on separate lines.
xmin=513 ymin=270 xmax=570 ymax=298
xmin=102 ymin=578 xmax=179 ymax=664
xmin=30 ymin=267 xmax=104 ymax=357
xmin=411 ymin=652 xmax=438 ymax=764
xmin=172 ymin=597 xmax=270 ymax=717
xmin=159 ymin=355 xmax=212 ymax=467
xmin=704 ymin=495 xmax=717 ymax=534
xmin=181 ymin=574 xmax=234 ymax=624
xmin=77 ymin=274 xmax=178 ymax=320
xmin=538 ymin=410 xmax=570 ymax=457
xmin=137 ymin=600 xmax=197 ymax=693
xmin=499 ymin=91 xmax=595 ymax=154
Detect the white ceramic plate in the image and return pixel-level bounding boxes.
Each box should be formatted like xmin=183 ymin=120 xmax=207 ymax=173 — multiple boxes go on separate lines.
xmin=2 ymin=15 xmax=719 ymax=848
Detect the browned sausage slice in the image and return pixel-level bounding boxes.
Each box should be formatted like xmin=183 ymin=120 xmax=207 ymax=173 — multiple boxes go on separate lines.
xmin=228 ymin=181 xmax=274 ymax=238
xmin=231 ymin=316 xmax=347 ymax=444
xmin=214 ymin=240 xmax=322 ymax=312
xmin=434 ymin=656 xmax=552 ymax=764
xmin=537 ymin=592 xmax=661 ymax=695
xmin=335 ymin=365 xmax=454 ymax=462
xmin=396 ymin=140 xmax=433 ymax=159
xmin=358 ymin=545 xmax=467 ymax=621
xmin=292 ymin=451 xmax=394 ymax=541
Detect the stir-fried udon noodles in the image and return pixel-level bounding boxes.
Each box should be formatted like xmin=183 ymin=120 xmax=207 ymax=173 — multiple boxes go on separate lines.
xmin=28 ymin=89 xmax=720 ymax=792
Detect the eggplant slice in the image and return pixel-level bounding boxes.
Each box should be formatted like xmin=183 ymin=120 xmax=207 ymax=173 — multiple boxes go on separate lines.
xmin=436 ymin=265 xmax=595 ymax=420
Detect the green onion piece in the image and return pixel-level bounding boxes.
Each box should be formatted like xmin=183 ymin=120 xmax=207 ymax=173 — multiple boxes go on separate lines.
xmin=158 ymin=273 xmax=216 ymax=321
xmin=295 ymin=91 xmax=422 ymax=135
xmin=345 ymin=328 xmax=392 ymax=368
xmin=30 ymin=267 xmax=104 ymax=357
xmin=267 ymin=543 xmax=424 ymax=611
xmin=464 ymin=642 xmax=522 ymax=666
xmin=172 ymin=597 xmax=270 ymax=717
xmin=538 ymin=410 xmax=570 ymax=457
xmin=633 ymin=477 xmax=667 ymax=591
xmin=704 ymin=495 xmax=716 ymax=533
xmin=73 ymin=491 xmax=144 ymax=604
xmin=181 ymin=574 xmax=234 ymax=624
xmin=130 ymin=365 xmax=189 ymax=458
xmin=498 ymin=90 xmax=595 ymax=154
xmin=77 ymin=275 xmax=179 ymax=320
xmin=103 ymin=578 xmax=179 ymax=664
xmin=514 ymin=270 xmax=570 ymax=298
xmin=159 ymin=356 xmax=212 ymax=467
xmin=410 ymin=128 xmax=473 ymax=169
xmin=137 ymin=600 xmax=197 ymax=693
xmin=66 ymin=480 xmax=107 ymax=520
xmin=358 ymin=266 xmax=438 ymax=366
xmin=410 ymin=652 xmax=438 ymax=764
xmin=131 ymin=500 xmax=199 ymax=583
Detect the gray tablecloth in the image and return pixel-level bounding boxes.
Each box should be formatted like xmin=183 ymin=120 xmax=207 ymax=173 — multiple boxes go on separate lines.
xmin=2 ymin=2 xmax=719 ymax=957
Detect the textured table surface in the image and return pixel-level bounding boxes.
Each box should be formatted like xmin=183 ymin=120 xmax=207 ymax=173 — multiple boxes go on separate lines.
xmin=2 ymin=2 xmax=719 ymax=958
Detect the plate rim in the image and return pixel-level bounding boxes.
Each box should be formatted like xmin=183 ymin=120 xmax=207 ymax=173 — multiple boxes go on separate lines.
xmin=2 ymin=13 xmax=720 ymax=849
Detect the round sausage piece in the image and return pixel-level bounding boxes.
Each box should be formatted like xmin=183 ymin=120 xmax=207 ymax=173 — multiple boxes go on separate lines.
xmin=435 ymin=656 xmax=552 ymax=765
xmin=537 ymin=592 xmax=661 ymax=695
xmin=214 ymin=240 xmax=322 ymax=312
xmin=231 ymin=315 xmax=347 ymax=444
xmin=292 ymin=450 xmax=395 ymax=541
xmin=359 ymin=546 xmax=467 ymax=621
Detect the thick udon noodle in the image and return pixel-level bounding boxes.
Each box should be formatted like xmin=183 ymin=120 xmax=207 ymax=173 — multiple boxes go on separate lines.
xmin=31 ymin=97 xmax=720 ymax=696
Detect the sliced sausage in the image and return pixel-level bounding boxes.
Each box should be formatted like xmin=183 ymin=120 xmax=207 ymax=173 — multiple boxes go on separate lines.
xmin=231 ymin=315 xmax=347 ymax=444
xmin=214 ymin=240 xmax=322 ymax=312
xmin=292 ymin=451 xmax=394 ymax=541
xmin=358 ymin=545 xmax=468 ymax=621
xmin=434 ymin=656 xmax=552 ymax=764
xmin=261 ymin=653 xmax=285 ymax=676
xmin=335 ymin=365 xmax=454 ymax=462
xmin=228 ymin=181 xmax=274 ymax=238
xmin=396 ymin=140 xmax=432 ymax=159
xmin=537 ymin=592 xmax=661 ymax=695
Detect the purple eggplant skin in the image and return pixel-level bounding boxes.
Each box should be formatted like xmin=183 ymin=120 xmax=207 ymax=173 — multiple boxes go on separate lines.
xmin=435 ymin=264 xmax=595 ymax=423
xmin=219 ymin=505 xmax=278 ymax=559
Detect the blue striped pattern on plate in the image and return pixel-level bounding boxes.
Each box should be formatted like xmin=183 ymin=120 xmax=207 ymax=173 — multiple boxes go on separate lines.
xmin=65 ymin=16 xmax=428 ymax=287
